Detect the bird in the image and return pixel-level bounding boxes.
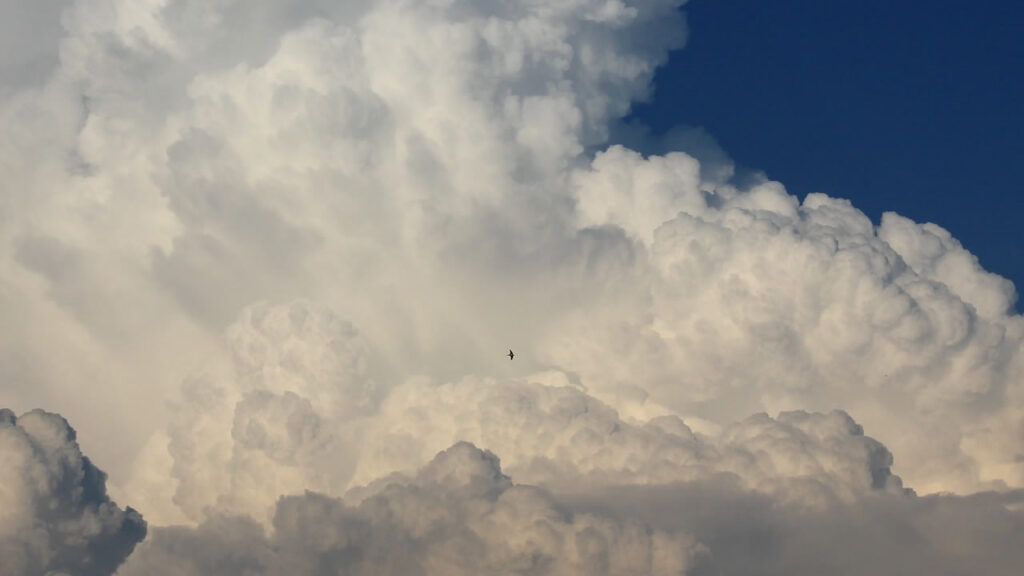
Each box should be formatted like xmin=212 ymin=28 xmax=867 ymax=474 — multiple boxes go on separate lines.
xmin=508 ymin=349 xmax=514 ymax=360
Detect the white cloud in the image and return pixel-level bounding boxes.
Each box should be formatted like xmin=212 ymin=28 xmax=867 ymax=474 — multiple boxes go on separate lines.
xmin=559 ymin=151 xmax=1024 ymax=491
xmin=1 ymin=0 xmax=1023 ymax=572
xmin=356 ymin=374 xmax=908 ymax=505
xmin=151 ymin=302 xmax=905 ymax=528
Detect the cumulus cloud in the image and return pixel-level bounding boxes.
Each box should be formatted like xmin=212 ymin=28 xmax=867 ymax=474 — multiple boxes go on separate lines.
xmin=122 ymin=438 xmax=1024 ymax=576
xmin=121 ymin=442 xmax=700 ymax=576
xmin=163 ymin=301 xmax=372 ymax=523
xmin=1 ymin=0 xmax=1023 ymax=573
xmin=564 ymin=152 xmax=1024 ymax=490
xmin=355 ymin=374 xmax=909 ymax=504
xmin=151 ymin=301 xmax=906 ymax=528
xmin=0 ymin=409 xmax=145 ymax=576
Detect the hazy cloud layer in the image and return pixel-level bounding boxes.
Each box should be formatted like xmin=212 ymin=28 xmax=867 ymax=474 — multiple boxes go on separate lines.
xmin=1 ymin=0 xmax=1022 ymax=573
xmin=564 ymin=483 xmax=1024 ymax=576
xmin=0 ymin=410 xmax=145 ymax=576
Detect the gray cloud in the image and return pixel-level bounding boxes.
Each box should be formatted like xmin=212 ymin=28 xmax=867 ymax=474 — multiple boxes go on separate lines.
xmin=564 ymin=484 xmax=1024 ymax=576
xmin=0 ymin=409 xmax=145 ymax=576
xmin=0 ymin=0 xmax=69 ymax=91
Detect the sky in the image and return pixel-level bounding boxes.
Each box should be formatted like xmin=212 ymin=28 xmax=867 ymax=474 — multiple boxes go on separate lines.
xmin=1 ymin=1 xmax=1023 ymax=575
xmin=627 ymin=0 xmax=1024 ymax=305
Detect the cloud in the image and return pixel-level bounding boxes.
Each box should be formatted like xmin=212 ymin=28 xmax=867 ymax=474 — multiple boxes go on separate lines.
xmin=120 ymin=442 xmax=701 ymax=576
xmin=1 ymin=0 xmax=1023 ymax=573
xmin=151 ymin=301 xmax=906 ymax=529
xmin=563 ymin=152 xmax=1024 ymax=490
xmin=0 ymin=409 xmax=145 ymax=576
xmin=564 ymin=484 xmax=1024 ymax=576
xmin=159 ymin=300 xmax=374 ymax=523
xmin=0 ymin=0 xmax=70 ymax=92
xmin=121 ymin=437 xmax=1024 ymax=576
xmin=356 ymin=374 xmax=909 ymax=505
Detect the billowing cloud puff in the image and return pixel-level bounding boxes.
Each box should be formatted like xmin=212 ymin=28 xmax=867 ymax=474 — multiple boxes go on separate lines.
xmin=357 ymin=375 xmax=908 ymax=506
xmin=0 ymin=409 xmax=145 ymax=576
xmin=164 ymin=300 xmax=371 ymax=523
xmin=156 ymin=302 xmax=905 ymax=528
xmin=121 ymin=442 xmax=700 ymax=576
xmin=121 ymin=439 xmax=1024 ymax=576
xmin=563 ymin=148 xmax=1024 ymax=491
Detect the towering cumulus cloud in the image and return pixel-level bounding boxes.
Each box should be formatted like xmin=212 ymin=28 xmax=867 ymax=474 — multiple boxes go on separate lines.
xmin=1 ymin=0 xmax=1022 ymax=574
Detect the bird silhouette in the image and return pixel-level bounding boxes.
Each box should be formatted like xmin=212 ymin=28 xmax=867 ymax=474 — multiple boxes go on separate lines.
xmin=508 ymin=349 xmax=514 ymax=360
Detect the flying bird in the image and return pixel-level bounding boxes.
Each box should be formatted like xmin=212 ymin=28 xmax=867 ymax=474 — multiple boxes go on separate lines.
xmin=508 ymin=349 xmax=514 ymax=360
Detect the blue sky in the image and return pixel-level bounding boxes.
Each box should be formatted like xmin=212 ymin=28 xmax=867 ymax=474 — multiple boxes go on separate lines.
xmin=630 ymin=0 xmax=1024 ymax=308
